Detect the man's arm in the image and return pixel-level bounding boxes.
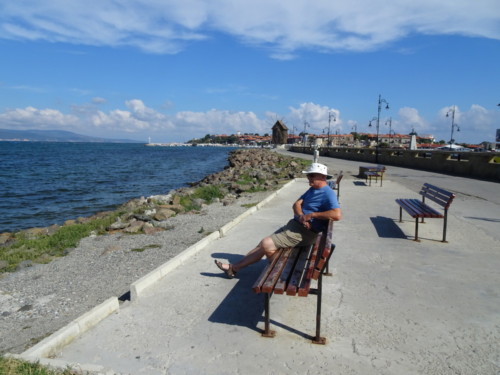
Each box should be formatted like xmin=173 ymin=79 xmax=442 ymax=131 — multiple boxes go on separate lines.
xmin=303 ymin=208 xmax=342 ymax=222
xmin=293 ymin=198 xmax=304 ymax=217
xmin=293 ymin=199 xmax=342 ymax=225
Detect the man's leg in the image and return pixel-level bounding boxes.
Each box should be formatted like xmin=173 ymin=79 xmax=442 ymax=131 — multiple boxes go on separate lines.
xmin=224 ymin=236 xmax=278 ymax=273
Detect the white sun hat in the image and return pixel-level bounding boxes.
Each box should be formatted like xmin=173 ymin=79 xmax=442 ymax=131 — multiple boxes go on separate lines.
xmin=302 ymin=163 xmax=332 ymax=179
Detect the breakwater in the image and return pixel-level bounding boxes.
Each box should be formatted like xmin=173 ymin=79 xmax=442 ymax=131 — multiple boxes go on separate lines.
xmin=290 ymin=146 xmax=500 ymax=181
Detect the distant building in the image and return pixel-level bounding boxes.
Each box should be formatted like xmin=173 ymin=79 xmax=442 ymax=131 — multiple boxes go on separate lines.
xmin=272 ymin=120 xmax=288 ymax=145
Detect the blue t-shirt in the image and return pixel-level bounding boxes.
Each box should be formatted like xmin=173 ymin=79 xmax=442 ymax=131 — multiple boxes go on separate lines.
xmin=298 ymin=185 xmax=340 ymax=233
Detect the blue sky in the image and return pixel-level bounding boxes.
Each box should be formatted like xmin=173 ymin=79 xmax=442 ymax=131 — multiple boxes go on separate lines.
xmin=1 ymin=1 xmax=499 ymax=144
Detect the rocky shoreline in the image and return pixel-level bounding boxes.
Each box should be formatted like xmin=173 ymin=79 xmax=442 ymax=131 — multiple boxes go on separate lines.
xmin=0 ymin=149 xmax=307 ymax=355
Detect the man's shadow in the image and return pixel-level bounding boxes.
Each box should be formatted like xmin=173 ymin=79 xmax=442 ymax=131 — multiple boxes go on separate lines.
xmin=202 ymin=252 xmax=313 ymax=339
xmin=202 ymin=252 xmax=264 ymax=333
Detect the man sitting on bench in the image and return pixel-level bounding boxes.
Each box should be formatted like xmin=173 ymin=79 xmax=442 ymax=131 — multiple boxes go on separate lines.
xmin=214 ymin=163 xmax=342 ymax=278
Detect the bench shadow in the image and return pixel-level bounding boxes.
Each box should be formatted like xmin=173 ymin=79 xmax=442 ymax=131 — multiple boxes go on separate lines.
xmin=370 ymin=216 xmax=407 ymax=239
xmin=353 ymin=181 xmax=368 ymax=186
xmin=203 ymin=252 xmax=311 ymax=339
xmin=464 ymin=216 xmax=500 ymax=223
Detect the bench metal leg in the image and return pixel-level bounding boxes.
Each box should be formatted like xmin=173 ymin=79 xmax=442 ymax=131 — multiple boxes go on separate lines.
xmin=312 ymin=274 xmax=326 ymax=345
xmin=323 ymin=259 xmax=332 ymax=276
xmin=262 ymin=293 xmax=276 ymax=338
xmin=442 ymin=211 xmax=449 ymax=243
xmin=414 ymin=218 xmax=420 ymax=242
xmin=399 ymin=206 xmax=403 ymax=222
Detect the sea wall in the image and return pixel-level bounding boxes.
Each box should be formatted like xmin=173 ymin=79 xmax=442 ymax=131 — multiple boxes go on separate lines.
xmin=290 ymin=146 xmax=500 ymax=181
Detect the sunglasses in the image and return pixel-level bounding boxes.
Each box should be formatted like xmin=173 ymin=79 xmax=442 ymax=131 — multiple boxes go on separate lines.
xmin=307 ymin=173 xmax=323 ymax=179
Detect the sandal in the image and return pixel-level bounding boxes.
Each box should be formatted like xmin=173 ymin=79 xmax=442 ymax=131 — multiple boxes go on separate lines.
xmin=214 ymin=260 xmax=236 ymax=278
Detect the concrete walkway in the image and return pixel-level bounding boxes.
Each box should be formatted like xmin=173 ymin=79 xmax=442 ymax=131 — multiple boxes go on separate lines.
xmin=16 ymin=157 xmax=500 ymax=374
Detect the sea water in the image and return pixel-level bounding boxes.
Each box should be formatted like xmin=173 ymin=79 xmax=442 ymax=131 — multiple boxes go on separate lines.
xmin=0 ymin=142 xmax=237 ymax=233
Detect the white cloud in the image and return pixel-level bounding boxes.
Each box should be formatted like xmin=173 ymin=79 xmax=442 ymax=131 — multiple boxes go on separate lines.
xmin=92 ymin=97 xmax=106 ymax=104
xmin=398 ymin=107 xmax=430 ymax=134
xmin=0 ymin=99 xmax=269 ymax=140
xmin=1 ymin=1 xmax=498 ymax=55
xmin=288 ymin=102 xmax=341 ymax=134
xmin=174 ymin=109 xmax=266 ymax=135
xmin=0 ymin=106 xmax=79 ymax=128
xmin=1 ymin=100 xmax=497 ymax=143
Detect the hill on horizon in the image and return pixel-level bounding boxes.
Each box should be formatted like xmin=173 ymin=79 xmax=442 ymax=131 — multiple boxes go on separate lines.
xmin=0 ymin=128 xmax=142 ymax=143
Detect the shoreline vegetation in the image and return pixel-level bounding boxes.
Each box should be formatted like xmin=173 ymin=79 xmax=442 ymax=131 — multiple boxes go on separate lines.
xmin=0 ymin=149 xmax=308 ymax=275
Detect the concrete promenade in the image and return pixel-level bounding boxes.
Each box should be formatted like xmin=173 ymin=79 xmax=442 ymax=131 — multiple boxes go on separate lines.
xmin=17 ymin=155 xmax=500 ymax=374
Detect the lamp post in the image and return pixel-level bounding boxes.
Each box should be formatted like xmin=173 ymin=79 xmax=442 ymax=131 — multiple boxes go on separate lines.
xmin=328 ymin=111 xmax=336 ymax=147
xmin=368 ymin=94 xmax=389 ymax=163
xmin=290 ymin=125 xmax=298 ymax=144
xmin=385 ymin=117 xmax=393 ymax=145
xmin=322 ymin=127 xmax=329 ymax=146
xmin=303 ymin=121 xmax=310 ymax=147
xmin=446 ymin=106 xmax=460 ymax=148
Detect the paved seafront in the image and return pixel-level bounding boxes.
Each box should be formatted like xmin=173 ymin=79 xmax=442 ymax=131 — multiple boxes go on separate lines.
xmin=17 ymin=155 xmax=500 ymax=374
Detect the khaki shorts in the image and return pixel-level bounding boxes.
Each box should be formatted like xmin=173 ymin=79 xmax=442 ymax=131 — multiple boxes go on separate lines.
xmin=269 ymin=219 xmax=319 ymax=249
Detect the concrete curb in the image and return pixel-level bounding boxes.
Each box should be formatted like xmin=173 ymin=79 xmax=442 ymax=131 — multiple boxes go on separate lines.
xmin=130 ymin=230 xmax=221 ymax=300
xmin=219 ymin=206 xmax=257 ymax=236
xmin=21 ymin=297 xmax=119 ymax=358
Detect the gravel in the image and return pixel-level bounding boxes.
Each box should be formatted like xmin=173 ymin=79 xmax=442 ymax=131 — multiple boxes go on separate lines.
xmin=0 ymin=190 xmax=273 ymax=355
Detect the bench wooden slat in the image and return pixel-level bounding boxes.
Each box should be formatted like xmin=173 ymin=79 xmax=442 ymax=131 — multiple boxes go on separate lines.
xmin=286 ymin=245 xmax=314 ymax=296
xmin=252 ymin=247 xmax=290 ymax=293
xmin=396 ymin=198 xmax=443 ymax=218
xmin=273 ymin=247 xmax=301 ymax=294
xmin=420 ymin=183 xmax=455 ymax=208
xmin=313 ymin=223 xmax=334 ymax=279
xmin=261 ymin=248 xmax=294 ymax=293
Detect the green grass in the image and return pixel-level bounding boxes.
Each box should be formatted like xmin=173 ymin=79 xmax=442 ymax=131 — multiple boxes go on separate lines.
xmin=0 ymin=356 xmax=81 ymax=375
xmin=130 ymin=244 xmax=161 ymax=252
xmin=241 ymin=202 xmax=258 ymax=208
xmin=0 ymin=212 xmax=121 ymax=273
xmin=177 ymin=185 xmax=225 ymax=211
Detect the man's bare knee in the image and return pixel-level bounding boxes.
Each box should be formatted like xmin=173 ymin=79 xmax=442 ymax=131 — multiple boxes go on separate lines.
xmin=261 ymin=237 xmax=277 ymax=258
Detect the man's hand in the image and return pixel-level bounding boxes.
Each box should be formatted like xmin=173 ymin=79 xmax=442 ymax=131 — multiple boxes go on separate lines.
xmin=298 ymin=214 xmax=313 ymax=229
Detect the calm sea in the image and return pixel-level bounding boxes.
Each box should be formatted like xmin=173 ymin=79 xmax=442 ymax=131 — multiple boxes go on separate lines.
xmin=0 ymin=142 xmax=237 ymax=233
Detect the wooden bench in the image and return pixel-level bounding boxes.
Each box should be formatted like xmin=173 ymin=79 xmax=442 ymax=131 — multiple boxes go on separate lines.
xmin=396 ymin=183 xmax=455 ymax=242
xmin=359 ymin=165 xmax=386 ymax=187
xmin=252 ymin=220 xmax=335 ymax=344
xmin=328 ymin=172 xmax=343 ymax=201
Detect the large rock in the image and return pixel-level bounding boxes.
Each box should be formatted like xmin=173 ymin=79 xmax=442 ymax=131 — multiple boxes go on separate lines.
xmin=123 ymin=220 xmax=145 ymax=233
xmin=153 ymin=209 xmax=176 ymax=221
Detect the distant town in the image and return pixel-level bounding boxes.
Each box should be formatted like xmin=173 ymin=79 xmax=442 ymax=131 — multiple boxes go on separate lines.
xmin=181 ymin=129 xmax=498 ymax=152
xmin=1 ymin=127 xmax=497 ymax=151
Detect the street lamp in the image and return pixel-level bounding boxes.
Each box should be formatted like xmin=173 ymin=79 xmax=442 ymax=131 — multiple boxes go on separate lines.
xmin=368 ymin=94 xmax=389 ymax=163
xmin=303 ymin=121 xmax=310 ymax=146
xmin=328 ymin=111 xmax=336 ymax=147
xmin=446 ymin=106 xmax=460 ymax=148
xmin=385 ymin=117 xmax=393 ymax=145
